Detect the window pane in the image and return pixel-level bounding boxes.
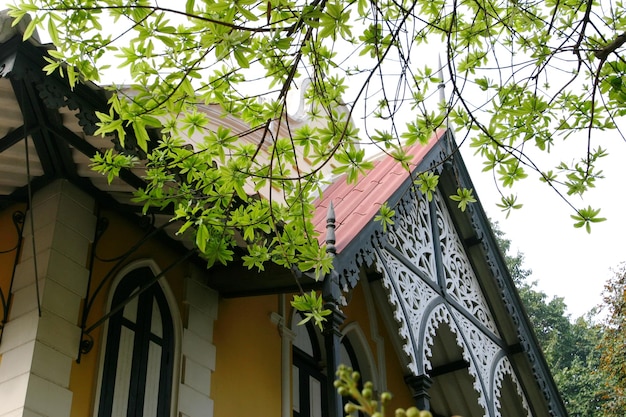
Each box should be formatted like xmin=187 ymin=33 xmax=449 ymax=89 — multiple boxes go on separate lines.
xmin=309 ymin=376 xmax=322 ymax=417
xmin=111 ymin=326 xmax=134 ymax=416
xmin=123 ymin=291 xmax=138 ymax=322
xmin=151 ymin=301 xmax=163 ymax=338
xmin=143 ymin=341 xmax=162 ymax=417
xmin=293 ymin=365 xmax=300 ymax=413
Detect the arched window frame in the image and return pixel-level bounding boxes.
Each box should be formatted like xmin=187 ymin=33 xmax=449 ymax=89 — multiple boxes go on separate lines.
xmin=341 ymin=322 xmax=379 ymax=389
xmin=93 ymin=260 xmax=182 ymax=417
xmin=292 ymin=310 xmax=328 ymax=417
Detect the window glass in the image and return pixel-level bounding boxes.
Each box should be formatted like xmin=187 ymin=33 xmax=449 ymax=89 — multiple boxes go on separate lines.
xmin=98 ymin=267 xmax=174 ymax=417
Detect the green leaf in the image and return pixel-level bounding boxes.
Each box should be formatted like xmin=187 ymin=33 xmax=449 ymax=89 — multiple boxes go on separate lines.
xmin=449 ymin=188 xmax=477 ymax=212
xmin=291 ymin=291 xmax=331 ymax=330
xmin=374 ymin=202 xmax=395 ymax=232
xmin=570 ymin=206 xmax=606 ymax=233
xmin=22 ymin=16 xmax=38 ymax=41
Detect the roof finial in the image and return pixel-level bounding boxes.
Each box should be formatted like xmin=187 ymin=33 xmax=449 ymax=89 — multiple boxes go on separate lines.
xmin=325 ymin=201 xmax=336 ymax=255
xmin=437 ymin=54 xmax=449 ymax=130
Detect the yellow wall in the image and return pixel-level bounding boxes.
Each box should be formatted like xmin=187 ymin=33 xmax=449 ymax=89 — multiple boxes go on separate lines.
xmin=212 ymin=294 xmax=282 ymax=417
xmin=65 ymin=205 xmax=415 ymax=417
xmin=0 ymin=204 xmax=26 ymax=366
xmin=69 ymin=208 xmax=189 ymax=417
xmin=0 ymin=204 xmax=25 ymax=312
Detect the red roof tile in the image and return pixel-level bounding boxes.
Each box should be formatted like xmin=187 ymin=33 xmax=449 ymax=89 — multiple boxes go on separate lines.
xmin=314 ymin=130 xmax=445 ymax=253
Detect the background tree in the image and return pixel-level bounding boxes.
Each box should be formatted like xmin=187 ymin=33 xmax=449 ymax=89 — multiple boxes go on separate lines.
xmin=597 ymin=263 xmax=626 ymax=417
xmin=493 ymin=222 xmax=607 ymax=416
xmin=8 ymin=0 xmax=622 ymax=280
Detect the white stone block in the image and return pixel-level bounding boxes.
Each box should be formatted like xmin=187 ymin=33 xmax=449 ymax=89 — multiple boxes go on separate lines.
xmin=0 ymin=341 xmax=35 ymax=384
xmin=19 ymin=222 xmax=54 ymax=262
xmin=12 ymin=252 xmax=49 ymax=292
xmin=186 ymin=306 xmax=214 ymax=341
xmin=46 ymin=249 xmax=89 ymax=296
xmin=20 ymin=222 xmax=90 ymax=267
xmin=40 ymin=279 xmax=81 ymax=323
xmin=178 ymin=384 xmax=214 ymax=417
xmin=32 ymin=180 xmax=93 ymax=212
xmin=182 ymin=330 xmax=216 ymax=370
xmin=30 ymin=180 xmax=63 ymax=207
xmin=20 ymin=409 xmax=46 ymax=417
xmin=24 ymin=374 xmax=72 ymax=417
xmin=182 ymin=357 xmax=212 ymax=394
xmin=184 ymin=279 xmax=218 ymax=319
xmin=36 ymin=312 xmax=81 ymax=359
xmin=0 ymin=408 xmax=28 ymax=417
xmin=31 ymin=342 xmax=72 ymax=387
xmin=50 ymin=222 xmax=90 ymax=266
xmin=0 ymin=373 xmax=29 ymax=415
xmin=24 ymin=192 xmax=96 ymax=241
xmin=0 ymin=311 xmax=38 ymax=354
xmin=9 ymin=281 xmax=45 ymax=320
xmin=58 ymin=180 xmax=95 ymax=213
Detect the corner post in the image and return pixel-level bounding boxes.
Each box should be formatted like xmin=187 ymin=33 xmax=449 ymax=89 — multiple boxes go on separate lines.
xmin=405 ymin=374 xmax=433 ymax=411
xmin=322 ymin=202 xmax=346 ymax=417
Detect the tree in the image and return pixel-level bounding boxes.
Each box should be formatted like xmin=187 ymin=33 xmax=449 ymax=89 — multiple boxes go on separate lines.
xmin=597 ymin=263 xmax=626 ymax=417
xmin=493 ymin=222 xmax=607 ymax=416
xmin=8 ymin=0 xmax=622 ymax=279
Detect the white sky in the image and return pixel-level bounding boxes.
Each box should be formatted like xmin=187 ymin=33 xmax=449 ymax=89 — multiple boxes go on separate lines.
xmin=462 ymin=137 xmax=625 ymax=319
xmin=5 ymin=2 xmax=622 ymax=320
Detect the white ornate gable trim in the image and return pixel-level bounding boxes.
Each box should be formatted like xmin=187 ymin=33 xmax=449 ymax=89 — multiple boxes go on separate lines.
xmin=372 ymin=189 xmax=531 ymax=417
xmin=332 ymin=135 xmax=566 ymax=417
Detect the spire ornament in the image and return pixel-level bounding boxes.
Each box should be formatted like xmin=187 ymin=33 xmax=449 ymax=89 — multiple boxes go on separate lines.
xmin=325 ymin=201 xmax=337 ymax=256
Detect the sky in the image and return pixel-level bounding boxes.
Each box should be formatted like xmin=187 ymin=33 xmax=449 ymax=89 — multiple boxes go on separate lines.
xmin=3 ymin=2 xmax=623 ymax=320
xmin=461 ymin=137 xmax=625 ymax=319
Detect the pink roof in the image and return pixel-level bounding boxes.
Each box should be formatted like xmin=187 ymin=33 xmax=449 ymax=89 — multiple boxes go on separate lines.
xmin=313 ymin=129 xmax=445 ymax=253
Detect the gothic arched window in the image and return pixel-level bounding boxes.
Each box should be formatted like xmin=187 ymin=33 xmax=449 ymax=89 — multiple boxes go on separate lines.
xmin=97 ymin=266 xmax=175 ymax=417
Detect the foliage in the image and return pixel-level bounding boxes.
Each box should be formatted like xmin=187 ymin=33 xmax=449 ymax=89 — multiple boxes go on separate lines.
xmin=291 ymin=290 xmax=331 ymax=329
xmin=8 ymin=0 xmax=622 ymax=277
xmin=597 ymin=263 xmax=626 ymax=417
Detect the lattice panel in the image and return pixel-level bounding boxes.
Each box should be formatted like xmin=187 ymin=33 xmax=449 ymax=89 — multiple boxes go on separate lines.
xmin=423 ymin=304 xmax=488 ymax=414
xmin=376 ymin=245 xmax=439 ymax=373
xmin=385 ymin=190 xmax=437 ymax=283
xmin=434 ymin=191 xmax=500 ymax=335
xmin=372 ymin=186 xmax=535 ymax=416
xmin=452 ymin=310 xmax=501 ymax=394
xmin=493 ymin=357 xmax=532 ymax=417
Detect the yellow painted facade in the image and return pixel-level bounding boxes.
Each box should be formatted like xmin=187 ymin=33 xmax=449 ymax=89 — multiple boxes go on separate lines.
xmin=68 ymin=208 xmax=189 ymax=417
xmin=212 ymin=295 xmax=283 ymax=416
xmin=0 ymin=204 xmax=25 ymax=368
xmin=0 ymin=197 xmax=411 ymax=417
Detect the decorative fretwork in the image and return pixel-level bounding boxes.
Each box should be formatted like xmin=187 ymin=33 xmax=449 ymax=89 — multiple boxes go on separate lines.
xmin=370 ymin=184 xmax=541 ymax=416
xmin=434 ymin=191 xmax=500 ymax=335
xmin=384 ymin=190 xmax=437 ymax=283
xmin=375 ymin=244 xmax=439 ymax=373
xmin=451 ymin=310 xmax=501 ymax=396
xmin=493 ymin=357 xmax=531 ymax=417
xmin=423 ymin=303 xmax=488 ymax=414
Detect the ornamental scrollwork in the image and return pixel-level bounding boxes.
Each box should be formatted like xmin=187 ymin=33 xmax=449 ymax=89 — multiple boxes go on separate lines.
xmin=374 ymin=244 xmax=439 ymax=374
xmin=493 ymin=357 xmax=531 ymax=417
xmin=451 ymin=309 xmax=501 ymax=396
xmin=434 ymin=191 xmax=500 ymax=335
xmin=423 ymin=303 xmax=488 ymax=414
xmin=384 ymin=190 xmax=437 ymax=283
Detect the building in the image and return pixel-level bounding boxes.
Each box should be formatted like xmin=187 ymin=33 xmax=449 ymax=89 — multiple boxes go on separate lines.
xmin=0 ymin=15 xmax=568 ymax=417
